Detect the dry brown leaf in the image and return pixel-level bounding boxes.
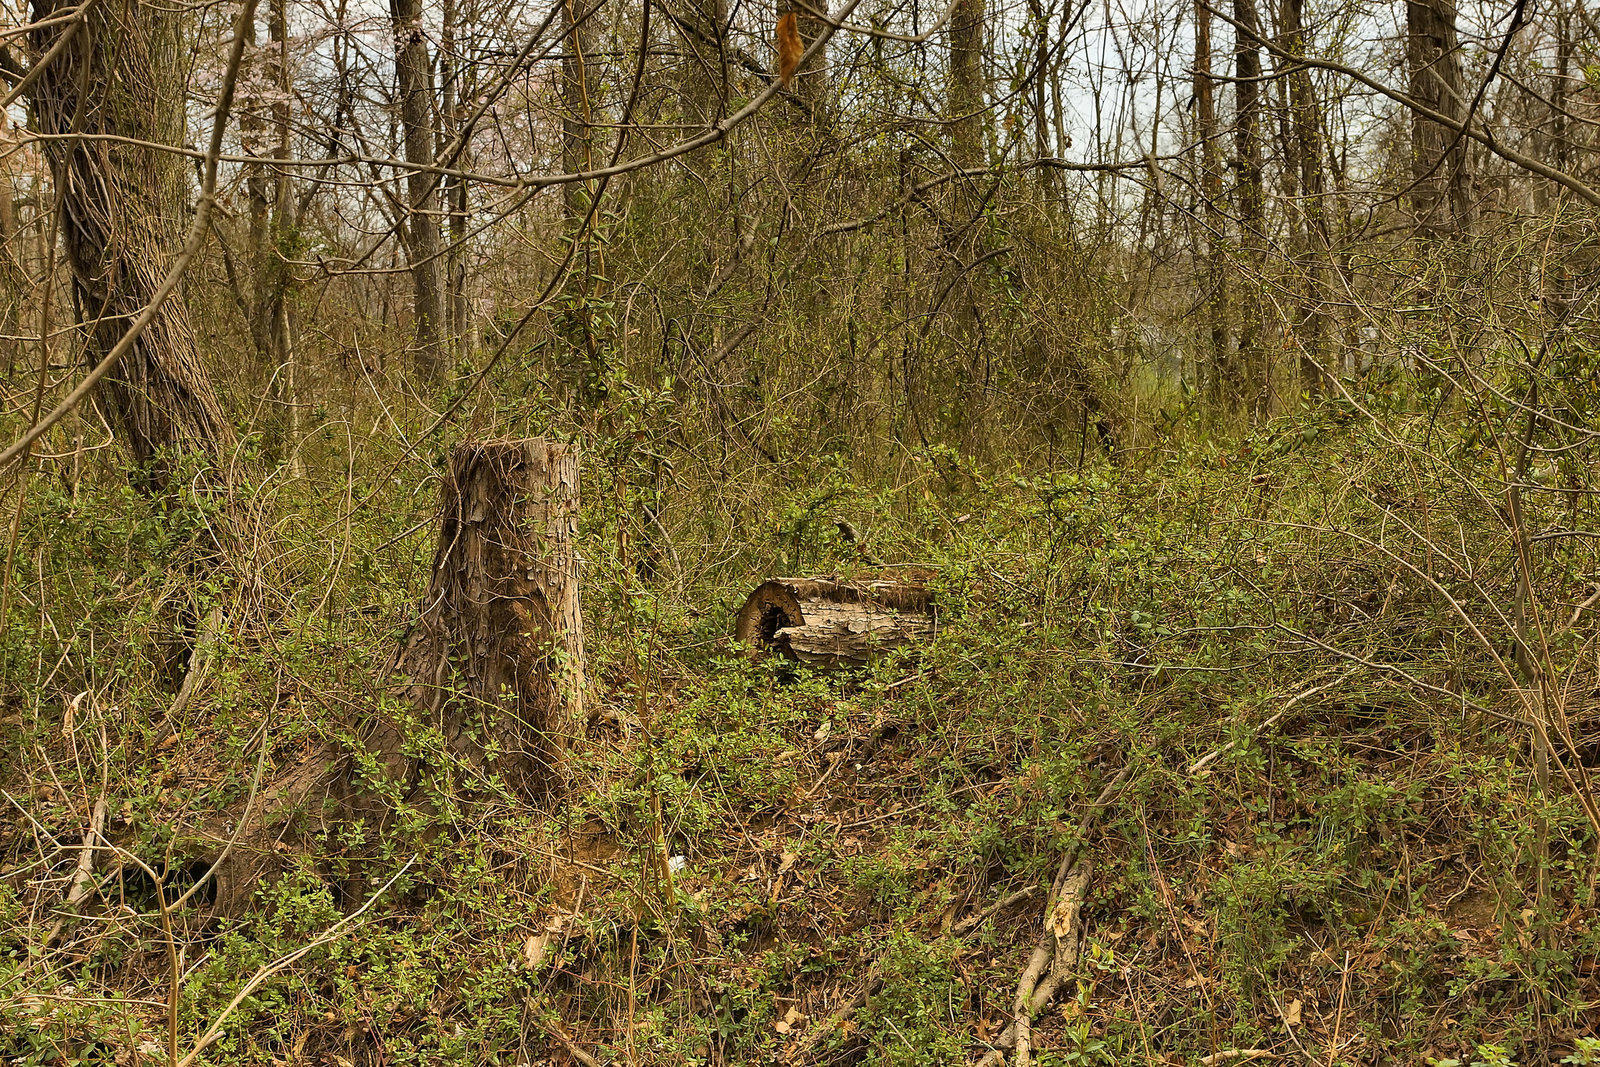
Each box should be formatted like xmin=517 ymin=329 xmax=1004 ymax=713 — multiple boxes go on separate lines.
xmin=775 ymin=1005 xmax=807 ymax=1034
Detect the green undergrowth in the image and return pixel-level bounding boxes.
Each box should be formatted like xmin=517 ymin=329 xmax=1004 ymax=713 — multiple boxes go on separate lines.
xmin=2 ymin=398 xmax=1598 ymax=1066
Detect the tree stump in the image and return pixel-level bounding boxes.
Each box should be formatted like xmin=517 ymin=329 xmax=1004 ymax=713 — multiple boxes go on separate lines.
xmin=375 ymin=438 xmax=586 ymax=797
xmin=734 ymin=574 xmax=936 ymax=668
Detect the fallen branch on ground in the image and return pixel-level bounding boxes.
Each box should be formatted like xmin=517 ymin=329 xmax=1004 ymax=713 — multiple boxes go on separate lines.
xmin=42 ymin=797 xmax=106 ymax=948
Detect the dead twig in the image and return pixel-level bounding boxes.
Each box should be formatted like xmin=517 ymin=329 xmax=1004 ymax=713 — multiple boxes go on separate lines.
xmin=952 ymin=884 xmax=1039 ymax=935
xmin=1188 ymin=670 xmax=1355 ymax=776
xmin=41 ymin=797 xmax=106 ymax=948
xmin=543 ymin=1024 xmax=602 ymax=1067
xmin=976 ymin=859 xmax=1098 ymax=1066
xmin=793 ymin=964 xmax=884 ymax=1057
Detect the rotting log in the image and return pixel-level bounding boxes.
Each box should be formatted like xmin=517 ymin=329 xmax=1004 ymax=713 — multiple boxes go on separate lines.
xmin=734 ymin=574 xmax=936 ymax=668
xmin=369 ymin=438 xmax=586 ymax=798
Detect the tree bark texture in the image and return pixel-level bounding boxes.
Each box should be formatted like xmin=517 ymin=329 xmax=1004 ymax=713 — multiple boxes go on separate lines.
xmin=948 ymin=0 xmax=986 ymax=168
xmin=780 ymin=0 xmax=833 ymax=124
xmin=244 ymin=0 xmax=301 ymax=466
xmin=736 ymin=575 xmax=937 ymax=668
xmin=379 ymin=440 xmax=586 ymax=798
xmin=392 ymin=0 xmax=445 ymax=377
xmin=440 ymin=0 xmax=472 ymax=361
xmin=1193 ymin=0 xmax=1229 ymax=407
xmin=28 ymin=0 xmax=235 ymax=490
xmin=560 ymin=0 xmax=609 ymax=401
xmin=1406 ymin=0 xmax=1472 ymax=233
xmin=561 ymin=0 xmax=600 ymax=222
xmin=1232 ymin=0 xmax=1265 ymax=419
xmin=0 ymin=140 xmax=23 ymax=378
xmin=1280 ymin=0 xmax=1329 ymax=395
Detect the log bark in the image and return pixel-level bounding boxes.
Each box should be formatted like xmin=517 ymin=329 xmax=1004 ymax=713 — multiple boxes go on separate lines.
xmin=373 ymin=439 xmax=586 ymax=797
xmin=735 ymin=575 xmax=936 ymax=668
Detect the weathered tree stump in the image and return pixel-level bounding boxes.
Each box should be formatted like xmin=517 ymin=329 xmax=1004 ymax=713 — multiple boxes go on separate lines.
xmin=734 ymin=574 xmax=936 ymax=668
xmin=198 ymin=442 xmax=584 ymax=914
xmin=372 ymin=438 xmax=586 ymax=797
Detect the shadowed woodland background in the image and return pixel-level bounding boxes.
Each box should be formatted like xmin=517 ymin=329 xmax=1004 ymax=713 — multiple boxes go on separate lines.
xmin=2 ymin=0 xmax=1600 ymax=1061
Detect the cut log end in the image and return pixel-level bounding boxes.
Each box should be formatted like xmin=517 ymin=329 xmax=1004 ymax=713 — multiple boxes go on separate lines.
xmin=734 ymin=574 xmax=937 ymax=668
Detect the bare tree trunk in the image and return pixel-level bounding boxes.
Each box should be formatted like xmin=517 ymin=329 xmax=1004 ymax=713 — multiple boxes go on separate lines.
xmin=560 ymin=0 xmax=608 ymax=402
xmin=29 ymin=0 xmax=235 ymax=490
xmin=392 ymin=0 xmax=444 ymax=379
xmin=1406 ymin=0 xmax=1471 ymax=234
xmin=440 ymin=0 xmax=472 ymax=362
xmin=1280 ymin=0 xmax=1328 ymax=396
xmin=1233 ymin=0 xmax=1266 ymax=420
xmin=0 ymin=141 xmax=24 ymax=379
xmin=243 ymin=0 xmax=301 ymax=468
xmin=780 ymin=0 xmax=834 ymax=127
xmin=1194 ymin=0 xmax=1229 ymax=409
xmin=948 ymin=0 xmax=986 ymax=169
xmin=1027 ymin=0 xmax=1054 ymax=197
xmin=561 ymin=0 xmax=599 ymax=224
xmin=1551 ymin=5 xmax=1572 ymax=184
xmin=677 ymin=0 xmax=729 ymax=129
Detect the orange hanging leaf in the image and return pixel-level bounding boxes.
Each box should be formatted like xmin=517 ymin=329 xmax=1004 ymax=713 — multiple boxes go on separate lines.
xmin=776 ymin=12 xmax=802 ymax=88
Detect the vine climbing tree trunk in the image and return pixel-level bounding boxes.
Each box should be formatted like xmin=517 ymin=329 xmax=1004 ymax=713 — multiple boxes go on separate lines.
xmin=29 ymin=0 xmax=236 ymax=492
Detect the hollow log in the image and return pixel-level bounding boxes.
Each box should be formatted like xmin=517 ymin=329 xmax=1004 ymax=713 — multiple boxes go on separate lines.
xmin=371 ymin=438 xmax=586 ymax=797
xmin=734 ymin=575 xmax=936 ymax=668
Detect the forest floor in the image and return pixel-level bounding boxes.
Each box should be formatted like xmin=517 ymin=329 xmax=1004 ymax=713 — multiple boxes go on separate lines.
xmin=3 ymin=397 xmax=1599 ymax=1066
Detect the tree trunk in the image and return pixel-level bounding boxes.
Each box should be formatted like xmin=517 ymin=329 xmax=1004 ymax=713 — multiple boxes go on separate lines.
xmin=244 ymin=0 xmax=301 ymax=468
xmin=1193 ymin=0 xmax=1229 ymax=409
xmin=948 ymin=0 xmax=986 ymax=169
xmin=193 ymin=442 xmax=585 ymax=913
xmin=1280 ymin=0 xmax=1328 ymax=396
xmin=28 ymin=0 xmax=235 ymax=491
xmin=561 ymin=0 xmax=607 ymax=401
xmin=1550 ymin=6 xmax=1572 ymax=195
xmin=392 ymin=0 xmax=445 ymax=379
xmin=373 ymin=440 xmax=587 ymax=798
xmin=1027 ymin=0 xmax=1054 ymax=197
xmin=1233 ymin=0 xmax=1265 ymax=420
xmin=677 ymin=0 xmax=729 ymax=130
xmin=1406 ymin=0 xmax=1471 ymax=234
xmin=561 ymin=0 xmax=599 ymax=223
xmin=0 ymin=139 xmax=24 ymax=378
xmin=440 ymin=0 xmax=472 ymax=362
xmin=780 ymin=0 xmax=834 ymax=128
xmin=736 ymin=575 xmax=937 ymax=668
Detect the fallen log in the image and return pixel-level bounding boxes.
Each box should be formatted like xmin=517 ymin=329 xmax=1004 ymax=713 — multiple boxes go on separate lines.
xmin=734 ymin=574 xmax=936 ymax=668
